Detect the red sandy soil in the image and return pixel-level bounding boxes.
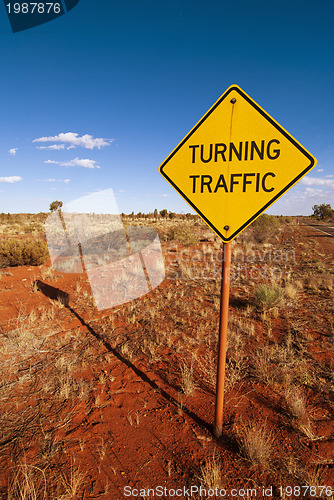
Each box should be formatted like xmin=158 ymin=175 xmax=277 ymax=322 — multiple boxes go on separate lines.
xmin=0 ymin=223 xmax=333 ymax=499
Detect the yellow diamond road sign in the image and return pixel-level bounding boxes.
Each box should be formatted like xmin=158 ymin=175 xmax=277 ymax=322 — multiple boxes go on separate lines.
xmin=159 ymin=85 xmax=317 ymax=242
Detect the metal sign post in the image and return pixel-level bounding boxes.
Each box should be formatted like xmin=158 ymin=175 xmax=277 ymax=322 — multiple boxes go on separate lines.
xmin=214 ymin=241 xmax=231 ymax=438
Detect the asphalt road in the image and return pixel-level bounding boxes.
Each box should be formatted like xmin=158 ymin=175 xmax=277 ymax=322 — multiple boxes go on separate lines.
xmin=302 ymin=223 xmax=334 ymax=238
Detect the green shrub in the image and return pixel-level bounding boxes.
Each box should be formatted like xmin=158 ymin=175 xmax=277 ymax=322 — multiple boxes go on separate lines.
xmin=166 ymin=225 xmax=200 ymax=246
xmin=251 ymin=214 xmax=280 ymax=243
xmin=0 ymin=239 xmax=49 ymax=267
xmin=254 ymin=284 xmax=284 ymax=310
xmin=23 ymin=224 xmax=38 ymax=233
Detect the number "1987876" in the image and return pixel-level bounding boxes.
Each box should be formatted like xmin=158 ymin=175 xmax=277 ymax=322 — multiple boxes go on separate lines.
xmin=6 ymin=3 xmax=61 ymax=14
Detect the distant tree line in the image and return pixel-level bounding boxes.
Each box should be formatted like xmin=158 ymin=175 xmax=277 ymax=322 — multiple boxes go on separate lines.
xmin=120 ymin=210 xmax=198 ymax=220
xmin=47 ymin=201 xmax=197 ymax=220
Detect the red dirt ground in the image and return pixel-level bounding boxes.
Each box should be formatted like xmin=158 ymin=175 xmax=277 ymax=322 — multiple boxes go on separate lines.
xmin=0 ymin=223 xmax=333 ymax=499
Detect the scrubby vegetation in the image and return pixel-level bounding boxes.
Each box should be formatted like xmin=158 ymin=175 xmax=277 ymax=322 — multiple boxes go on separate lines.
xmin=251 ymin=213 xmax=280 ymax=243
xmin=0 ymin=212 xmax=333 ymax=497
xmin=165 ymin=224 xmax=201 ymax=246
xmin=0 ymin=238 xmax=49 ymax=267
xmin=312 ymin=203 xmax=334 ymax=221
xmin=254 ymin=284 xmax=285 ymax=310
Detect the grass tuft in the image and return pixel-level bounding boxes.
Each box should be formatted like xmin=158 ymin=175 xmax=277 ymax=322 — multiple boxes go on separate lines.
xmin=179 ymin=358 xmax=196 ymax=395
xmin=198 ymin=452 xmax=223 ymax=490
xmin=237 ymin=421 xmax=274 ymax=468
xmin=254 ymin=284 xmax=284 ymax=310
xmin=8 ymin=463 xmax=47 ymax=500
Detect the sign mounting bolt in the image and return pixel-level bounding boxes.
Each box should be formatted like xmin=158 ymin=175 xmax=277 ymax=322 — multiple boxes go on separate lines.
xmin=224 ymin=225 xmax=229 ymax=231
xmin=230 ymin=98 xmax=236 ymax=104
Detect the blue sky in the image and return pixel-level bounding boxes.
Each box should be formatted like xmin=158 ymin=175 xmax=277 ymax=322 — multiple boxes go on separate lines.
xmin=0 ymin=0 xmax=333 ymax=215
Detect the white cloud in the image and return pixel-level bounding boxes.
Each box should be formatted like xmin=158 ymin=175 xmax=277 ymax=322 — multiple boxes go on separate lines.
xmin=316 ymin=168 xmax=324 ymax=172
xmin=63 ymin=158 xmax=100 ymax=169
xmin=37 ymin=144 xmax=65 ymax=150
xmin=44 ymin=157 xmax=100 ymax=169
xmin=33 ymin=132 xmax=113 ymax=150
xmin=9 ymin=148 xmax=18 ymax=156
xmin=0 ymin=176 xmax=22 ymax=183
xmin=161 ymin=194 xmax=171 ymax=198
xmin=301 ymin=176 xmax=334 ymax=188
xmin=303 ymin=187 xmax=328 ymax=197
xmin=38 ymin=178 xmax=71 ymax=183
xmin=267 ymin=171 xmax=334 ymax=216
xmin=267 ymin=186 xmax=328 ymax=216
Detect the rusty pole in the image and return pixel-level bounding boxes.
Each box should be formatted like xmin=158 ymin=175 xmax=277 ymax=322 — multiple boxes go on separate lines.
xmin=213 ymin=241 xmax=232 ymax=438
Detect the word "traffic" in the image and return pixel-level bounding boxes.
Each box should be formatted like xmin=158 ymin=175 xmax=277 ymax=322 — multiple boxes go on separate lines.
xmin=189 ymin=172 xmax=275 ymax=193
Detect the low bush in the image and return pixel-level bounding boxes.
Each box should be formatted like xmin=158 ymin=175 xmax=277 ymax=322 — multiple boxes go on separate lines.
xmin=251 ymin=214 xmax=280 ymax=243
xmin=0 ymin=239 xmax=49 ymax=267
xmin=166 ymin=225 xmax=200 ymax=246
